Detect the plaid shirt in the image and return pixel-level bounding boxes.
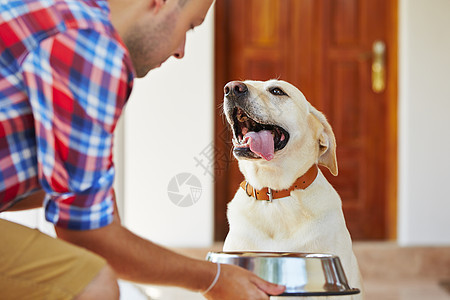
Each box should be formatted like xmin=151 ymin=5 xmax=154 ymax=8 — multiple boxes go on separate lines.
xmin=0 ymin=0 xmax=134 ymax=229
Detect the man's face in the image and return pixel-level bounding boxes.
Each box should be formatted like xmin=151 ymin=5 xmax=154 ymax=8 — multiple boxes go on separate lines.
xmin=124 ymin=0 xmax=213 ymax=77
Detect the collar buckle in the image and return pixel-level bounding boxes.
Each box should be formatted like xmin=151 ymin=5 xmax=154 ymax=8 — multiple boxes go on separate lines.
xmin=266 ymin=188 xmax=273 ymax=202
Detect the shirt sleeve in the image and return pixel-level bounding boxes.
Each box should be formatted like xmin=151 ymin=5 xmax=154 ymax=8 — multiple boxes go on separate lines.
xmin=21 ymin=28 xmax=134 ymax=230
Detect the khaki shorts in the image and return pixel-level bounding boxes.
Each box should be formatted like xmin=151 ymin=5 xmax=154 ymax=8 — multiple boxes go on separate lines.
xmin=0 ymin=218 xmax=107 ymax=300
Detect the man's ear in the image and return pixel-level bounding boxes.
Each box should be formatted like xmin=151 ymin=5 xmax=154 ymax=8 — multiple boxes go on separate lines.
xmin=310 ymin=106 xmax=338 ymax=176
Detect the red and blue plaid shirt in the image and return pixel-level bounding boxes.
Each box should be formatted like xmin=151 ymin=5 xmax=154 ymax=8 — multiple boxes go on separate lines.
xmin=0 ymin=0 xmax=135 ymax=229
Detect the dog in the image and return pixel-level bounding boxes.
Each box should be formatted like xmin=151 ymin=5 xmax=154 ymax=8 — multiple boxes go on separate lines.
xmin=222 ymin=79 xmax=363 ymax=299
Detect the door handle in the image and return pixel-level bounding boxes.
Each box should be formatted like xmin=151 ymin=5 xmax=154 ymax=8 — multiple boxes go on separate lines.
xmin=372 ymin=40 xmax=386 ymax=93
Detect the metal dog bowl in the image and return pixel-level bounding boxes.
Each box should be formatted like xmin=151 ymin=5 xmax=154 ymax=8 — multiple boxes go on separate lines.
xmin=206 ymin=252 xmax=360 ymax=297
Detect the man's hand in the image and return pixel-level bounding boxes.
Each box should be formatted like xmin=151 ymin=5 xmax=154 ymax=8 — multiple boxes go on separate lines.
xmin=204 ymin=264 xmax=285 ymax=299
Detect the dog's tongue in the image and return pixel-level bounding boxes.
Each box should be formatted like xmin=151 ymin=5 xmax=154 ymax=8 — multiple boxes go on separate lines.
xmin=244 ymin=130 xmax=274 ymax=161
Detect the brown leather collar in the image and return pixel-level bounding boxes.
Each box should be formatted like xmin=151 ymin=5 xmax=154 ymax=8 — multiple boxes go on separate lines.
xmin=240 ymin=165 xmax=319 ymax=202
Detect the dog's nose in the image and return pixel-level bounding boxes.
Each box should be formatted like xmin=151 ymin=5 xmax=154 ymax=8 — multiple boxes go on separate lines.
xmin=224 ymin=81 xmax=248 ymax=97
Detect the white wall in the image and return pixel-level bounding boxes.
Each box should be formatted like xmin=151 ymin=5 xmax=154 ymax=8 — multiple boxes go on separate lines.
xmin=122 ymin=10 xmax=215 ymax=247
xmin=398 ymin=0 xmax=450 ymax=245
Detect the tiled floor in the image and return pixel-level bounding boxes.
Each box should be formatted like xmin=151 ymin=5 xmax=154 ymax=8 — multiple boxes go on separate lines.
xmin=356 ymin=242 xmax=450 ymax=300
xmin=134 ymin=279 xmax=450 ymax=300
xmin=125 ymin=242 xmax=450 ymax=300
xmin=364 ymin=279 xmax=450 ymax=300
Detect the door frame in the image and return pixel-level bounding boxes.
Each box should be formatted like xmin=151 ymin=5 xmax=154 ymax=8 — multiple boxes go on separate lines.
xmin=213 ymin=0 xmax=398 ymax=241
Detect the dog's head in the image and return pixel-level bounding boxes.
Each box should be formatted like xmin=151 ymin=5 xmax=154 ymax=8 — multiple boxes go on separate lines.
xmin=223 ymin=79 xmax=337 ymax=189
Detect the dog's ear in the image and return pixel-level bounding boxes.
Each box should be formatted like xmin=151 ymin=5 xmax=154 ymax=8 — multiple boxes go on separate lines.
xmin=310 ymin=106 xmax=338 ymax=176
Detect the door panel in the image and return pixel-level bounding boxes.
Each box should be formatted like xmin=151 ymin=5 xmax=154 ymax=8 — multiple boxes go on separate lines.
xmin=214 ymin=0 xmax=397 ymax=241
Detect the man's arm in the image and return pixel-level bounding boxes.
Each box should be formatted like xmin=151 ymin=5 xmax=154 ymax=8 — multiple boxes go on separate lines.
xmin=56 ymin=213 xmax=214 ymax=289
xmin=55 ymin=198 xmax=285 ymax=299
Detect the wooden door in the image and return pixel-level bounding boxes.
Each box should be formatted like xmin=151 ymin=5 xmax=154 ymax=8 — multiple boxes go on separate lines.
xmin=213 ymin=0 xmax=398 ymax=241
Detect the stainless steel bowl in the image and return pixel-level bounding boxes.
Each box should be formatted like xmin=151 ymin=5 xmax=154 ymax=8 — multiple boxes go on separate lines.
xmin=206 ymin=252 xmax=360 ymax=297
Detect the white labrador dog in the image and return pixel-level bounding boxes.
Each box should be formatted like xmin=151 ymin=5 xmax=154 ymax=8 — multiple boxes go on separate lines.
xmin=222 ymin=80 xmax=363 ymax=299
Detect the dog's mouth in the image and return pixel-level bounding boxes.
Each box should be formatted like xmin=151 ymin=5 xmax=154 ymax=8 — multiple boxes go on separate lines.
xmin=230 ymin=107 xmax=290 ymax=161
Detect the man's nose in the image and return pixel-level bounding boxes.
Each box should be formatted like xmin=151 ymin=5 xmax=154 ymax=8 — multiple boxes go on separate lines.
xmin=173 ymin=37 xmax=186 ymax=59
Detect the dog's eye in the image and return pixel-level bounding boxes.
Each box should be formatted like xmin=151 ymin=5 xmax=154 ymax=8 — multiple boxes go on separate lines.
xmin=269 ymin=87 xmax=287 ymax=96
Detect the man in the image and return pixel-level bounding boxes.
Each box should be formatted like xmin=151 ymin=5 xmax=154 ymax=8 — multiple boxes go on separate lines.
xmin=0 ymin=0 xmax=286 ymax=299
